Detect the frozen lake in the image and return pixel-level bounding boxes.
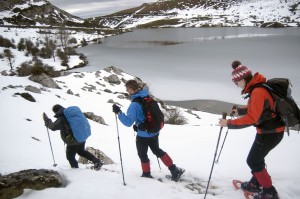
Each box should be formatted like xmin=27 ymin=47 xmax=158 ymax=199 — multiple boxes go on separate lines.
xmin=76 ymin=27 xmax=300 ymax=105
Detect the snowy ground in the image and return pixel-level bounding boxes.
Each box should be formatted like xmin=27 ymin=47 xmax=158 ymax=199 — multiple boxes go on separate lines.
xmin=1 ymin=68 xmax=300 ymax=199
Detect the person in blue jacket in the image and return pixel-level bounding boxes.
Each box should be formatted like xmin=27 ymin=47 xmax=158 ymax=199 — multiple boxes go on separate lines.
xmin=112 ymin=79 xmax=184 ymax=181
xmin=43 ymin=105 xmax=103 ymax=170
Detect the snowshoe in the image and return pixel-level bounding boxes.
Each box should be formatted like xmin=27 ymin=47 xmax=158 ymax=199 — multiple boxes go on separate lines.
xmin=241 ymin=181 xmax=262 ymax=193
xmin=253 ymin=186 xmax=279 ymax=199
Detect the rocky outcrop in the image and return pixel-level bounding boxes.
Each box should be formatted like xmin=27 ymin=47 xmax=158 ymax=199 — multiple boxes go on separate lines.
xmin=0 ymin=0 xmax=24 ymax=11
xmin=29 ymin=73 xmax=60 ymax=89
xmin=14 ymin=92 xmax=36 ymax=102
xmin=84 ymin=112 xmax=107 ymax=125
xmin=104 ymin=74 xmax=121 ymax=85
xmin=0 ymin=169 xmax=64 ymax=199
xmin=25 ymin=85 xmax=41 ymax=94
xmin=1 ymin=0 xmax=83 ymax=26
xmin=78 ymin=146 xmax=115 ymax=165
xmin=103 ymin=66 xmax=123 ymax=75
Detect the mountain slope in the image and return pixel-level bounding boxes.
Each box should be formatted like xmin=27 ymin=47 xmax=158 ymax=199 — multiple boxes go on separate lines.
xmin=0 ymin=0 xmax=94 ymax=28
xmin=92 ymin=0 xmax=300 ymax=28
xmin=1 ymin=0 xmax=299 ymax=29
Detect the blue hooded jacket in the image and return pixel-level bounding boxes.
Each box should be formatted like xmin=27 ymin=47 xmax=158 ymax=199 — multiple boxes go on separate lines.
xmin=118 ymin=88 xmax=159 ymax=138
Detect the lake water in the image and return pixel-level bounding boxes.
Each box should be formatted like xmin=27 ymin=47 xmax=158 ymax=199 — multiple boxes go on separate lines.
xmin=76 ymin=27 xmax=300 ymax=104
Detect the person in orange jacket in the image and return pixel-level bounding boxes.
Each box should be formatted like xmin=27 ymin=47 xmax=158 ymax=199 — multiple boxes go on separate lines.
xmin=219 ymin=61 xmax=284 ymax=199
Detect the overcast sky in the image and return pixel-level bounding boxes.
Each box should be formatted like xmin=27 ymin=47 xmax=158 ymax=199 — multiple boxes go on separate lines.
xmin=47 ymin=0 xmax=157 ymax=18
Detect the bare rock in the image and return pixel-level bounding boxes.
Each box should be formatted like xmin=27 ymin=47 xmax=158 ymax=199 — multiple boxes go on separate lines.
xmin=29 ymin=73 xmax=60 ymax=89
xmin=78 ymin=146 xmax=115 ymax=165
xmin=0 ymin=169 xmax=63 ymax=199
xmin=14 ymin=92 xmax=36 ymax=102
xmin=25 ymin=85 xmax=41 ymax=94
xmin=103 ymin=66 xmax=123 ymax=75
xmin=104 ymin=74 xmax=121 ymax=85
xmin=67 ymin=89 xmax=73 ymax=95
xmin=1 ymin=70 xmax=9 ymax=76
xmin=84 ymin=112 xmax=107 ymax=125
xmin=95 ymin=71 xmax=101 ymax=77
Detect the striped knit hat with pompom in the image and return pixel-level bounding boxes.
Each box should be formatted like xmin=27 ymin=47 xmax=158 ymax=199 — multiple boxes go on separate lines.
xmin=231 ymin=65 xmax=252 ymax=83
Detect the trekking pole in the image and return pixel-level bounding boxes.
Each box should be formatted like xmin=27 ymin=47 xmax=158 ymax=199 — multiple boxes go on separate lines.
xmin=215 ymin=108 xmax=236 ymax=164
xmin=204 ymin=112 xmax=227 ymax=199
xmin=215 ymin=115 xmax=234 ymax=164
xmin=115 ymin=114 xmax=126 ymax=186
xmin=215 ymin=127 xmax=229 ymax=164
xmin=157 ymin=157 xmax=162 ymax=171
xmin=284 ymin=116 xmax=290 ymax=136
xmin=46 ymin=127 xmax=57 ymax=167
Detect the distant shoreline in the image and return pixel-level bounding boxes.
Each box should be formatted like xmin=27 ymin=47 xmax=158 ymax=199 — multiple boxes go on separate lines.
xmin=164 ymin=99 xmax=243 ymax=115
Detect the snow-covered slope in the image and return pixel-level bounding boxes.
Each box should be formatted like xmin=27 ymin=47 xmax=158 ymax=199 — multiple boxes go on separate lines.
xmin=1 ymin=0 xmax=299 ymax=28
xmin=96 ymin=0 xmax=300 ymax=28
xmin=1 ymin=67 xmax=300 ymax=199
xmin=0 ymin=0 xmax=85 ymax=27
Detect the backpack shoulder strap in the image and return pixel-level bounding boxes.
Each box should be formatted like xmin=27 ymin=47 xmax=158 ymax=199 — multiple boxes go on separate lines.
xmin=244 ymin=83 xmax=266 ymax=99
xmin=61 ymin=116 xmax=71 ymax=131
xmin=132 ymin=97 xmax=143 ymax=103
xmin=247 ymin=83 xmax=276 ymax=103
xmin=59 ymin=115 xmax=74 ymax=136
xmin=248 ymin=83 xmax=278 ymax=116
xmin=132 ymin=97 xmax=144 ymax=109
xmin=132 ymin=96 xmax=152 ymax=105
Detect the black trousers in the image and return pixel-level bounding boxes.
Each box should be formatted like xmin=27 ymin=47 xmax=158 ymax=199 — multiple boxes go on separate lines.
xmin=66 ymin=141 xmax=96 ymax=168
xmin=247 ymin=133 xmax=284 ymax=172
xmin=136 ymin=135 xmax=165 ymax=163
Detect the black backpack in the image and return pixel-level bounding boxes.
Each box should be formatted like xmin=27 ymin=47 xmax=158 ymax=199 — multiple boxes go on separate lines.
xmin=133 ymin=96 xmax=164 ymax=133
xmin=252 ymin=78 xmax=300 ymax=135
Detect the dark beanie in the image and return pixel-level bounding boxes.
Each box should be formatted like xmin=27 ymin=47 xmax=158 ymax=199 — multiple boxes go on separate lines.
xmin=52 ymin=104 xmax=63 ymax=113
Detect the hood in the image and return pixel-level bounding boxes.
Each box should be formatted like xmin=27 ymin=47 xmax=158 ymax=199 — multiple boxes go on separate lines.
xmin=130 ymin=88 xmax=149 ymax=100
xmin=54 ymin=107 xmax=65 ymax=118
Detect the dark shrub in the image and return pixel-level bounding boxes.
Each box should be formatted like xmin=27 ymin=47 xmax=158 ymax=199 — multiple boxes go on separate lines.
xmin=31 ymin=66 xmax=46 ymax=76
xmin=165 ymin=108 xmax=187 ymax=125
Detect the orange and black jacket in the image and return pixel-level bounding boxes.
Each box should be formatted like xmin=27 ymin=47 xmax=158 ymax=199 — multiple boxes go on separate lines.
xmin=227 ymin=73 xmax=285 ymax=134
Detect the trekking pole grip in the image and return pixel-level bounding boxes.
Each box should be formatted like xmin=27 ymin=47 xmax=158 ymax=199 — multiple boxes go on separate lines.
xmin=222 ymin=112 xmax=227 ymax=119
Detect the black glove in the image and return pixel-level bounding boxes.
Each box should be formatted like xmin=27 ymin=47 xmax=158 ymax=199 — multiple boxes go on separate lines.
xmin=43 ymin=113 xmax=50 ymax=127
xmin=230 ymin=105 xmax=237 ymax=117
xmin=112 ymin=104 xmax=121 ymax=114
xmin=133 ymin=125 xmax=138 ymax=132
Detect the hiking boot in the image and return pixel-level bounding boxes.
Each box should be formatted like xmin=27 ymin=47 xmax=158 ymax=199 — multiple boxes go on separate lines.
xmin=241 ymin=176 xmax=262 ymax=193
xmin=254 ymin=186 xmax=279 ymax=199
xmin=93 ymin=159 xmax=103 ymax=171
xmin=141 ymin=172 xmax=153 ymax=178
xmin=169 ymin=164 xmax=185 ymax=182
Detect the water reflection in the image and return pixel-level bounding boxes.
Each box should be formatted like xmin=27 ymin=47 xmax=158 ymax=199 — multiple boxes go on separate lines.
xmin=128 ymin=40 xmax=185 ymax=47
xmin=195 ymin=33 xmax=273 ymax=41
